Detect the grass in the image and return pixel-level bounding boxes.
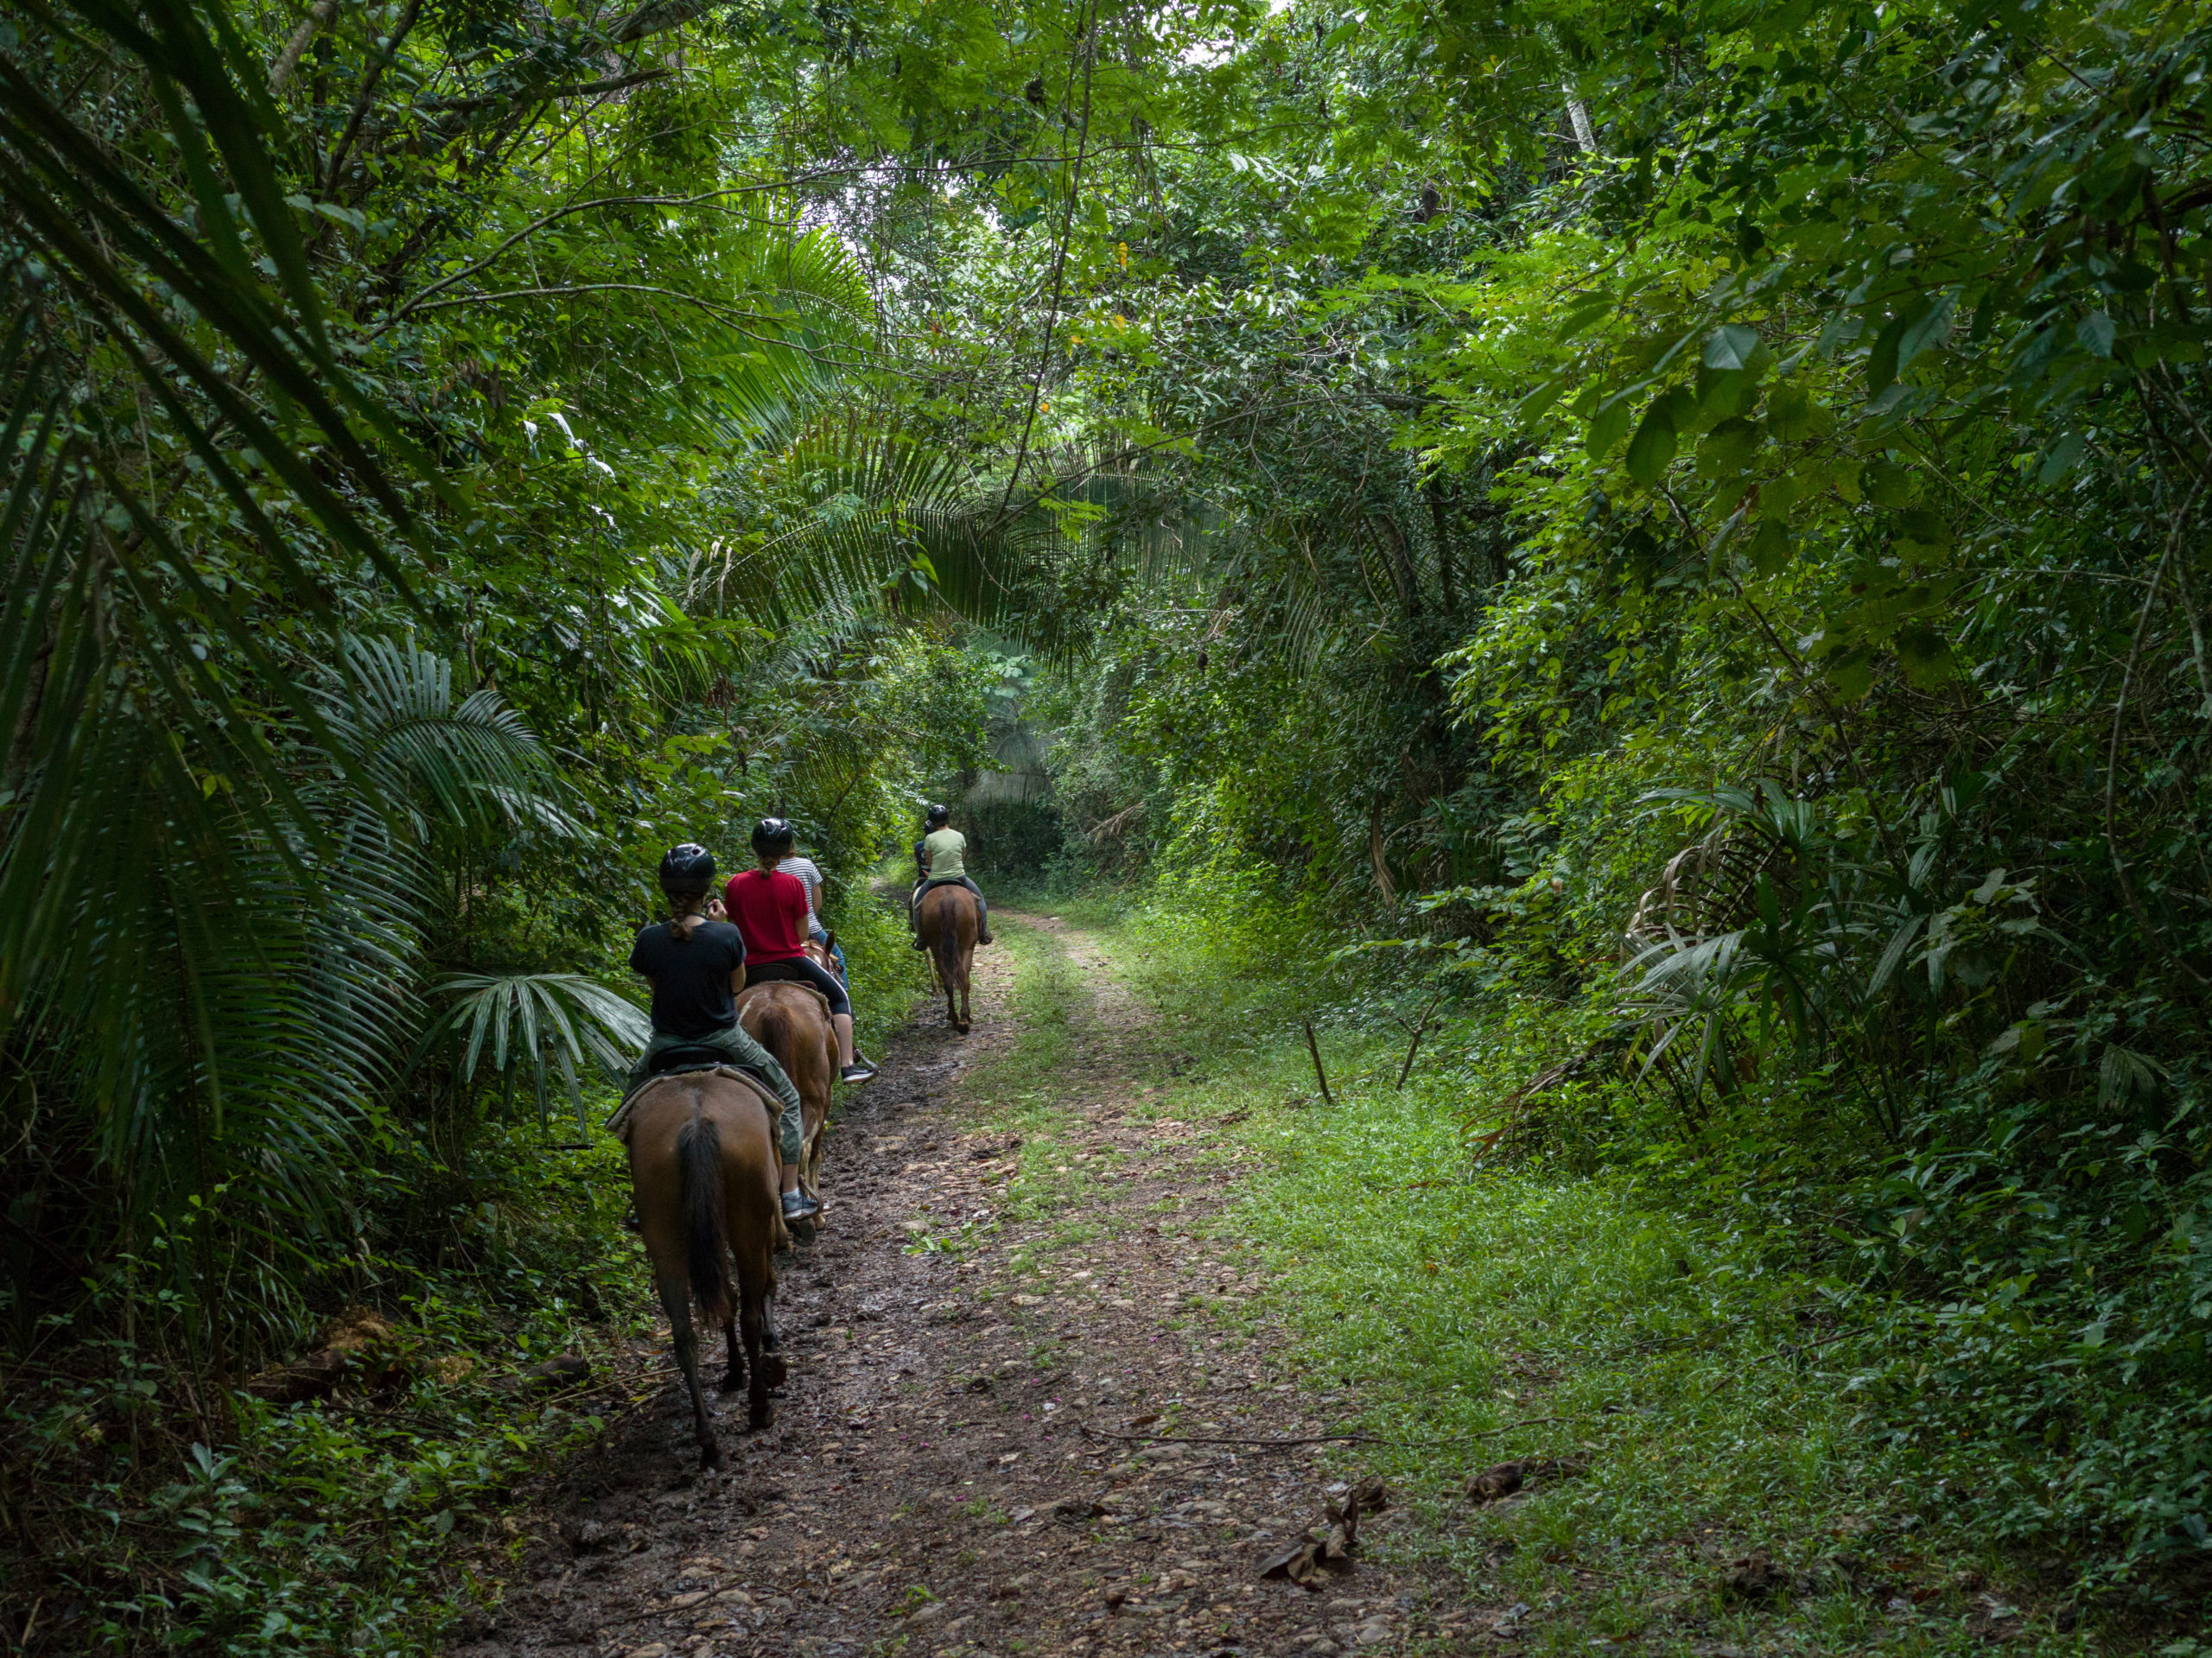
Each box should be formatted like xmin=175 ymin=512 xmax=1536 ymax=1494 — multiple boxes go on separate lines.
xmin=950 ymin=893 xmax=2126 ymax=1657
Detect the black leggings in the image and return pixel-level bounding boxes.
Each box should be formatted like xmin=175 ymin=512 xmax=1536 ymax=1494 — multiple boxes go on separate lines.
xmin=745 ymin=956 xmax=851 ymax=1019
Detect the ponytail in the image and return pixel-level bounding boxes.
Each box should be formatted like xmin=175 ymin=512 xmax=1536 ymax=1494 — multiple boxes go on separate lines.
xmin=667 ymin=890 xmax=709 ymax=943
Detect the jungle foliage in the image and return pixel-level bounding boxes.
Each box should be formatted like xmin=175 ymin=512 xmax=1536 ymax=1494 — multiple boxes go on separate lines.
xmin=1002 ymin=0 xmax=2212 ymax=1610
xmin=5 ymin=0 xmax=2212 ymax=1642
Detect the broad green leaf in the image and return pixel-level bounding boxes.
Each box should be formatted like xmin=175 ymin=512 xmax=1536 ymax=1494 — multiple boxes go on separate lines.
xmin=1864 ymin=458 xmax=1913 ymax=507
xmin=1624 ymin=388 xmax=1692 ymax=486
xmin=1894 ymin=506 xmax=1953 ymax=556
xmin=1747 ymin=517 xmax=1791 ymax=575
xmin=2038 ymin=430 xmax=2086 ymax=483
xmin=1697 ymin=416 xmax=1763 ymax=477
xmin=1703 ymin=323 xmax=1759 ymax=370
xmin=1587 ymin=392 xmax=1634 ymax=459
xmin=1894 ymin=622 xmax=1958 ymax=688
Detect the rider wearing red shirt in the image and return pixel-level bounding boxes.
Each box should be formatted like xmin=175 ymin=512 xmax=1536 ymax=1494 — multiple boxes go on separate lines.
xmin=725 ymin=818 xmax=875 ymax=1084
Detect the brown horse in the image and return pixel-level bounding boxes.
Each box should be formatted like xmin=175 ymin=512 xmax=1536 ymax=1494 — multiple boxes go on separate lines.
xmin=735 ymin=980 xmax=838 ymax=1222
xmin=918 ymin=883 xmax=979 ymax=1032
xmin=622 ymin=1072 xmax=785 ymax=1467
xmin=801 ymin=929 xmax=841 ymax=981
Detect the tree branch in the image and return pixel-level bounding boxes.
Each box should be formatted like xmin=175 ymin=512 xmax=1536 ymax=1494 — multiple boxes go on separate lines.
xmin=269 ymin=0 xmax=344 ymax=96
xmin=416 ymin=67 xmax=668 ymax=112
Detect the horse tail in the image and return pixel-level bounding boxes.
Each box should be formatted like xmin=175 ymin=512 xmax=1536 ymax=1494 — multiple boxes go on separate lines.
xmin=676 ymin=1115 xmax=732 ymax=1326
xmin=934 ymin=899 xmax=963 ymax=981
xmin=753 ymin=1003 xmax=795 ymax=1076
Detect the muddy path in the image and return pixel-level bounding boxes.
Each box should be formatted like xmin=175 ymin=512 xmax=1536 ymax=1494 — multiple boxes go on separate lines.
xmin=454 ymin=916 xmax=1471 ymax=1658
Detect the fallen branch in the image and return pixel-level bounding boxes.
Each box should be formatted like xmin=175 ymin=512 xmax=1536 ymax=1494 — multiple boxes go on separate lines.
xmin=1080 ymin=1414 xmax=1566 ymax=1451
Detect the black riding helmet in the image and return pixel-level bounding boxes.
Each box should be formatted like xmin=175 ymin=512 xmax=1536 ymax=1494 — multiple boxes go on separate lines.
xmin=751 ymin=816 xmax=797 ymax=859
xmin=659 ymin=842 xmax=716 ymax=895
xmin=925 ymin=803 xmax=950 ymax=829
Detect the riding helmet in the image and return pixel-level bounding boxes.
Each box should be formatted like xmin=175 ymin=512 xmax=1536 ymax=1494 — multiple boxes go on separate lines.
xmin=925 ymin=803 xmax=950 ymax=828
xmin=751 ymin=816 xmax=797 ymax=857
xmin=658 ymin=842 xmax=716 ymax=894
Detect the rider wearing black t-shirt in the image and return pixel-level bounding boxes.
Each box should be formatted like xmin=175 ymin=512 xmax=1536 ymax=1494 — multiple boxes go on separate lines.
xmin=626 ymin=843 xmax=817 ymax=1223
xmin=629 ymin=916 xmax=747 ymax=1039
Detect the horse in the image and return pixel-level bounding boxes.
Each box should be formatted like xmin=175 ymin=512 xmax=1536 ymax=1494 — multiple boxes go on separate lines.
xmin=735 ymin=979 xmax=838 ymax=1229
xmin=621 ymin=1071 xmax=785 ymax=1468
xmin=918 ymin=882 xmax=979 ymax=1033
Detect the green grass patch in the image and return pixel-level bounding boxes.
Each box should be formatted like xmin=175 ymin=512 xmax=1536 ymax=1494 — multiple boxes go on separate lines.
xmin=1073 ymin=895 xmax=2115 ymax=1658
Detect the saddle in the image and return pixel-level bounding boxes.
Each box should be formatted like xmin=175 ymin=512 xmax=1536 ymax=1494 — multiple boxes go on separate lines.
xmin=603 ymin=1059 xmax=781 ymax=1144
xmin=645 ymin=1042 xmax=734 ymax=1078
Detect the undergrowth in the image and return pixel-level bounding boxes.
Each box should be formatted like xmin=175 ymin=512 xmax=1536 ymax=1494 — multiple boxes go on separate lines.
xmin=1052 ymin=883 xmax=2204 ymax=1655
xmin=2 ymin=893 xmax=927 ymax=1655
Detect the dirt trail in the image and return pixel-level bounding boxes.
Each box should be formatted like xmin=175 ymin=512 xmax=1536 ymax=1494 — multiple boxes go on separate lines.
xmin=457 ymin=917 xmax=1466 ymax=1658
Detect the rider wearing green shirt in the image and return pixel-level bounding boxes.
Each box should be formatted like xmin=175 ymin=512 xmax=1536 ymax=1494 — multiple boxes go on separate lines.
xmin=910 ymin=804 xmax=993 ymax=947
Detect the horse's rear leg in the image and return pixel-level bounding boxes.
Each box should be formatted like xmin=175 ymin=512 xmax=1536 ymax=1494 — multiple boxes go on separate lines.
xmin=738 ymin=1256 xmax=779 ymax=1429
xmin=721 ymin=1312 xmax=743 ymax=1391
xmin=654 ymin=1271 xmax=720 ymax=1471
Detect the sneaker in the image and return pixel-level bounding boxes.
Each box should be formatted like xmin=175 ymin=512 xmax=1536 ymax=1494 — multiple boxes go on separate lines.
xmin=838 ymin=1060 xmax=876 ymax=1084
xmin=978 ymin=931 xmax=995 ymax=945
xmin=910 ymin=937 xmax=927 ymax=950
xmin=621 ymin=1206 xmax=643 ymax=1233
xmin=781 ymin=1190 xmax=822 ymax=1222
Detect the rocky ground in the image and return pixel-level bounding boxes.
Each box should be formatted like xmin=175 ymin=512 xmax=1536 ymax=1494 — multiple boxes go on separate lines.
xmin=452 ymin=916 xmax=1484 ymax=1658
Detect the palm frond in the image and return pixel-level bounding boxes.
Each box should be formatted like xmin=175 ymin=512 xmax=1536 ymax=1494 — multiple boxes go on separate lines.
xmin=416 ymin=973 xmax=651 ymax=1131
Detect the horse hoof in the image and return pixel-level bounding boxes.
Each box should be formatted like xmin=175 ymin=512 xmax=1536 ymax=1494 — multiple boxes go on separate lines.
xmin=700 ymin=1443 xmax=722 ymax=1472
xmin=760 ymin=1354 xmax=789 ymax=1388
xmin=721 ymin=1370 xmax=745 ymax=1391
xmin=748 ymin=1403 xmax=775 ymax=1431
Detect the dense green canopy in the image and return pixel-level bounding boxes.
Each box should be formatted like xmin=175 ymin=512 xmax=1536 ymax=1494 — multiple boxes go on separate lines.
xmin=4 ymin=0 xmax=2211 ymax=1640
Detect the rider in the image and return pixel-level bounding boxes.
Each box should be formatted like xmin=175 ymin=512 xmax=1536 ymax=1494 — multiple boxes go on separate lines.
xmin=775 ymin=835 xmax=848 ymax=983
xmin=626 ymin=843 xmax=818 ymax=1223
xmin=726 ymin=818 xmax=876 ymax=1084
xmin=910 ymin=803 xmax=993 ymax=948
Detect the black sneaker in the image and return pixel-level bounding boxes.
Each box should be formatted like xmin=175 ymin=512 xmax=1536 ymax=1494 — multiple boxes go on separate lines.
xmin=839 ymin=1060 xmax=876 ymax=1084
xmin=978 ymin=931 xmax=995 ymax=944
xmin=781 ymin=1190 xmax=822 ymax=1222
xmin=621 ymin=1206 xmax=643 ymax=1233
xmin=910 ymin=937 xmax=927 ymax=950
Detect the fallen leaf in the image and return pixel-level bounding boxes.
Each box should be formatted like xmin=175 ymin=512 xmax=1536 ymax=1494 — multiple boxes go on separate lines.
xmin=1465 ymin=1461 xmax=1524 ymax=1502
xmin=1723 ymin=1551 xmax=1782 ymax=1598
xmin=1127 ymin=1413 xmax=1160 ymax=1429
xmin=1259 ymin=1535 xmax=1324 ymax=1589
xmin=1464 ymin=1457 xmax=1585 ymax=1502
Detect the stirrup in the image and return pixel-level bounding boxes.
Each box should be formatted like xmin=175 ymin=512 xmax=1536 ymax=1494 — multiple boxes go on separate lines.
xmin=781 ymin=1190 xmax=821 ymax=1221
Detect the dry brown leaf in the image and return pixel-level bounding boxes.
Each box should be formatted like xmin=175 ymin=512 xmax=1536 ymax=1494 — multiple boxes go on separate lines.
xmin=1259 ymin=1536 xmax=1323 ymax=1589
xmin=1465 ymin=1460 xmax=1525 ymax=1502
xmin=1723 ymin=1551 xmax=1781 ymax=1598
xmin=1465 ymin=1456 xmax=1586 ymax=1503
